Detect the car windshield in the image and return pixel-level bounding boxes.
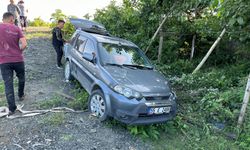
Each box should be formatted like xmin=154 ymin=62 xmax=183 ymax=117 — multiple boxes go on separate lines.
xmin=99 ymin=42 xmax=153 ymax=68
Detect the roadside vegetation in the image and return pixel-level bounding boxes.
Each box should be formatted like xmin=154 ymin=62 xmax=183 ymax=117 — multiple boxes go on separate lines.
xmin=20 ymin=0 xmax=250 ymax=149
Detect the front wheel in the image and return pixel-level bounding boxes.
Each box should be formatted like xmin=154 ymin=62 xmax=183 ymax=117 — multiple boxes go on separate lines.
xmin=88 ymin=90 xmax=108 ymax=121
xmin=64 ymin=61 xmax=73 ymax=82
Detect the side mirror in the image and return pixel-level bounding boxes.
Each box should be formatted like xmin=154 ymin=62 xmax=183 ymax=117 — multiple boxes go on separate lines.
xmin=82 ymin=52 xmax=96 ymax=64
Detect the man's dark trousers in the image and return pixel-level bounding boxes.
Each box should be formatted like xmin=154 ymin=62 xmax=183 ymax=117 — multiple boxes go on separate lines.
xmin=53 ymin=45 xmax=63 ymax=67
xmin=0 ymin=62 xmax=25 ymax=112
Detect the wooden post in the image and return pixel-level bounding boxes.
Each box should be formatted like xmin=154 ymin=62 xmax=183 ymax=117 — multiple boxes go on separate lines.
xmin=158 ymin=15 xmax=164 ymax=62
xmin=237 ymin=74 xmax=250 ymax=128
xmin=192 ymin=28 xmax=226 ymax=74
xmin=158 ymin=29 xmax=163 ymax=62
xmin=190 ymin=34 xmax=196 ymax=60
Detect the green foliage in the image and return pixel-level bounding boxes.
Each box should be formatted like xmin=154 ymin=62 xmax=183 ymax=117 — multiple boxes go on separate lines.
xmin=156 ymin=59 xmax=196 ymax=76
xmin=238 ymin=111 xmax=250 ymax=149
xmin=29 ymin=17 xmax=49 ymax=27
xmin=49 ymin=9 xmax=75 ymax=39
xmin=63 ymin=22 xmax=75 ymax=39
xmin=221 ymin=0 xmax=250 ymax=39
xmin=127 ymin=125 xmax=160 ymax=139
xmin=50 ymin=9 xmax=67 ymax=25
xmin=68 ymin=88 xmax=88 ymax=111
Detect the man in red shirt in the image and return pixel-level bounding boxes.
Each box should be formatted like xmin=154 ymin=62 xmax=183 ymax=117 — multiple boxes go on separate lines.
xmin=0 ymin=12 xmax=27 ymax=114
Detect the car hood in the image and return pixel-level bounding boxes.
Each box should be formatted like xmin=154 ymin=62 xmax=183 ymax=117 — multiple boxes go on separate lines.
xmin=104 ymin=66 xmax=171 ymax=94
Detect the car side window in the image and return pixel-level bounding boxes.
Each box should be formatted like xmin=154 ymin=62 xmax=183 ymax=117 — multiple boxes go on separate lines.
xmin=84 ymin=40 xmax=95 ymax=54
xmin=74 ymin=36 xmax=87 ymax=53
xmin=70 ymin=33 xmax=79 ymax=45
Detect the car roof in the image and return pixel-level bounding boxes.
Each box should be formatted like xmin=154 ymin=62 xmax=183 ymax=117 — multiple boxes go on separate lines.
xmin=76 ymin=29 xmax=138 ymax=47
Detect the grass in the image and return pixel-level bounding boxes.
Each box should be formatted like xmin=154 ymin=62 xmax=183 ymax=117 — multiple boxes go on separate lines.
xmin=149 ymin=119 xmax=240 ymax=150
xmin=37 ymin=96 xmax=67 ymax=109
xmin=68 ymin=88 xmax=88 ymax=111
xmin=36 ymin=88 xmax=88 ymax=111
xmin=0 ymin=99 xmax=7 ymax=107
xmin=0 ymin=82 xmax=6 ymax=107
xmin=26 ymin=32 xmax=51 ymax=40
xmin=40 ymin=113 xmax=65 ymax=126
xmin=60 ymin=134 xmax=74 ymax=141
xmin=0 ymin=82 xmax=4 ymax=94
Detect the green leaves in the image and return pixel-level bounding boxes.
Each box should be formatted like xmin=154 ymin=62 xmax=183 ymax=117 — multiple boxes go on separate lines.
xmin=228 ymin=18 xmax=236 ymax=26
xmin=230 ymin=17 xmax=245 ymax=26
xmin=237 ymin=17 xmax=244 ymax=25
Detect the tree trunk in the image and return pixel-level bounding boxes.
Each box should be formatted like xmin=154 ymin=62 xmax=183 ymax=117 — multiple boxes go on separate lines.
xmin=158 ymin=15 xmax=164 ymax=62
xmin=192 ymin=28 xmax=226 ymax=74
xmin=145 ymin=15 xmax=167 ymax=54
xmin=190 ymin=34 xmax=196 ymax=60
xmin=158 ymin=30 xmax=163 ymax=62
xmin=237 ymin=74 xmax=250 ymax=128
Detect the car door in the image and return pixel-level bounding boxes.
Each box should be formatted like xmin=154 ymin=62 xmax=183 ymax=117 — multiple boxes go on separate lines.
xmin=70 ymin=35 xmax=90 ymax=90
xmin=80 ymin=39 xmax=99 ymax=91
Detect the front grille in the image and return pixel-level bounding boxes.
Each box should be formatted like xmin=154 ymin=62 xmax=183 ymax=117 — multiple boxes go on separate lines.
xmin=145 ymin=96 xmax=170 ymax=101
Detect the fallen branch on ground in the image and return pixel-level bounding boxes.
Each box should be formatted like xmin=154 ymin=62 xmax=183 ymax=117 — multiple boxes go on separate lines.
xmin=0 ymin=104 xmax=88 ymax=119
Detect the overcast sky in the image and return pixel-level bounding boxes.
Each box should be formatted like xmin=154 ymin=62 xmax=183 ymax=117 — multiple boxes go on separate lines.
xmin=0 ymin=0 xmax=122 ymax=22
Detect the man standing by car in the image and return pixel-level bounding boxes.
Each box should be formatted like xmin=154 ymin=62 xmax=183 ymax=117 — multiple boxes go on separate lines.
xmin=0 ymin=12 xmax=27 ymax=114
xmin=7 ymin=0 xmax=21 ymax=26
xmin=52 ymin=20 xmax=66 ymax=69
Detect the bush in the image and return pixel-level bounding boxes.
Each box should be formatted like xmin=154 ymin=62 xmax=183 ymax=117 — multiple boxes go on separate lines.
xmin=29 ymin=17 xmax=50 ymax=27
xmin=156 ymin=59 xmax=196 ymax=76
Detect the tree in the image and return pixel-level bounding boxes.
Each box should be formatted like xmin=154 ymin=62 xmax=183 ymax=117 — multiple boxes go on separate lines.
xmin=50 ymin=9 xmax=67 ymax=22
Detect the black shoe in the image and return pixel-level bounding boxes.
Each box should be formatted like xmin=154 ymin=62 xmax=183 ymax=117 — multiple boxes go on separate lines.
xmin=8 ymin=110 xmax=16 ymax=116
xmin=19 ymin=95 xmax=25 ymax=101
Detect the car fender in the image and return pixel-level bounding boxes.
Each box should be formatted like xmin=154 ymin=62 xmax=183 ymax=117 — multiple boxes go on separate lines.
xmin=64 ymin=43 xmax=72 ymax=60
xmin=90 ymin=80 xmax=113 ymax=116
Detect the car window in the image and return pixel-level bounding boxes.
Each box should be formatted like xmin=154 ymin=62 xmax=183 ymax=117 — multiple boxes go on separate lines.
xmin=99 ymin=43 xmax=152 ymax=67
xmin=84 ymin=40 xmax=95 ymax=54
xmin=74 ymin=36 xmax=87 ymax=53
xmin=70 ymin=33 xmax=79 ymax=45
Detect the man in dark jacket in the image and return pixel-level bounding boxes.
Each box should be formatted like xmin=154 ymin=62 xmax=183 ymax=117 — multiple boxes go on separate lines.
xmin=52 ymin=20 xmax=66 ymax=69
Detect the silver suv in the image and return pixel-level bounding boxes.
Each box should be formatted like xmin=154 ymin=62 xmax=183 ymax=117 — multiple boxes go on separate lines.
xmin=64 ymin=19 xmax=177 ymax=124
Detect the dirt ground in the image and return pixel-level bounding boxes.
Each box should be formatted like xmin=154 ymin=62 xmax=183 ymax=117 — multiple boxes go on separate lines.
xmin=0 ymin=28 xmax=153 ymax=150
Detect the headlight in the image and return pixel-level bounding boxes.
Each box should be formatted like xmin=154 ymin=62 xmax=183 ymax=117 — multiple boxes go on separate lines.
xmin=114 ymin=85 xmax=142 ymax=99
xmin=169 ymin=92 xmax=176 ymax=101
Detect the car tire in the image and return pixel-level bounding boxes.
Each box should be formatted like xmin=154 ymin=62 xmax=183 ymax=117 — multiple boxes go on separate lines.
xmin=88 ymin=89 xmax=108 ymax=121
xmin=64 ymin=60 xmax=73 ymax=82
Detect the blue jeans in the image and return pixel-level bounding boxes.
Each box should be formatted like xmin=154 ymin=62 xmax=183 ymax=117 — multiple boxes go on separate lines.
xmin=0 ymin=62 xmax=25 ymax=112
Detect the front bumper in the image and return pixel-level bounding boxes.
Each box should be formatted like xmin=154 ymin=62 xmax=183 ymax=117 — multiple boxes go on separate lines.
xmin=108 ymin=91 xmax=177 ymax=125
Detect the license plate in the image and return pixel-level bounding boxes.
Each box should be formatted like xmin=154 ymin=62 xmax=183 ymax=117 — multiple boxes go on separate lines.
xmin=148 ymin=107 xmax=171 ymax=115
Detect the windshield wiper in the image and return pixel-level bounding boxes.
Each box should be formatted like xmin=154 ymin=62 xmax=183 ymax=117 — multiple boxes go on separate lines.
xmin=104 ymin=63 xmax=123 ymax=68
xmin=122 ymin=64 xmax=153 ymax=70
